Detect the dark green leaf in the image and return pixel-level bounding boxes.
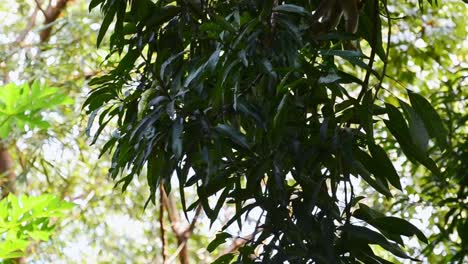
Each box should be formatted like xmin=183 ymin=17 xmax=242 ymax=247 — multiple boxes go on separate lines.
xmin=400 ymin=100 xmax=429 ymax=154
xmin=171 ymin=118 xmax=184 ymax=159
xmin=353 ymin=154 xmax=392 ymax=197
xmin=320 ymin=49 xmax=365 ymax=58
xmin=97 ymin=5 xmax=117 ymax=47
xmin=368 ymin=144 xmax=402 ymax=190
xmin=384 ymin=103 xmax=440 ymax=175
xmin=207 ymin=232 xmax=232 ymax=253
xmin=273 ymin=4 xmax=310 ymax=16
xmin=215 ymin=124 xmax=250 ymax=150
xmin=407 ymin=90 xmax=448 ymax=149
xmin=343 ymin=225 xmax=418 ymax=261
xmin=373 ymin=217 xmax=428 ymax=244
xmin=160 ymin=51 xmax=185 ymax=81
xmin=273 ymin=94 xmax=288 ymax=127
xmin=89 ymin=0 xmax=102 ymax=11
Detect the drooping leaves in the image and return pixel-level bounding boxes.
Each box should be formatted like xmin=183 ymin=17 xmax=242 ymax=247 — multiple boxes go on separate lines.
xmin=85 ymin=0 xmax=440 ymax=262
xmin=407 ymin=89 xmax=448 ymax=149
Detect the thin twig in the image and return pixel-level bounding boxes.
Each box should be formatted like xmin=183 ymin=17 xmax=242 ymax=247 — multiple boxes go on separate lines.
xmin=159 ymin=185 xmax=167 ymax=264
xmin=15 ymin=8 xmax=39 ymax=43
xmin=33 ymin=0 xmax=48 ymax=18
xmin=39 ymin=0 xmax=71 ymax=42
xmin=167 ymin=240 xmax=187 ymax=264
xmin=160 ymin=186 xmax=180 ymax=230
xmin=357 ymin=0 xmax=379 ymax=102
xmin=185 ymin=204 xmax=203 ymax=237
xmin=223 ymin=228 xmax=262 ymax=255
xmin=373 ymin=0 xmax=392 ymax=102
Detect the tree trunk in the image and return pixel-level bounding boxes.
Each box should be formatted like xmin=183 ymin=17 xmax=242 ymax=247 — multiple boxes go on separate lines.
xmin=0 ymin=144 xmax=15 ymax=198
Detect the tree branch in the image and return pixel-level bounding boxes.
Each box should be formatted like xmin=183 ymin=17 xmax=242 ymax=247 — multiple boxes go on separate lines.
xmin=185 ymin=205 xmax=202 ymax=237
xmin=15 ymin=7 xmax=39 ymax=44
xmin=39 ymin=0 xmax=71 ymax=43
xmin=160 ymin=186 xmax=180 ymax=231
xmin=160 ymin=185 xmax=202 ymax=264
xmin=373 ymin=0 xmax=392 ymax=101
xmin=33 ymin=0 xmax=48 ymax=18
xmin=222 ymin=229 xmax=261 ymax=255
xmin=159 ymin=185 xmax=167 ymax=264
xmin=357 ymin=0 xmax=380 ymax=102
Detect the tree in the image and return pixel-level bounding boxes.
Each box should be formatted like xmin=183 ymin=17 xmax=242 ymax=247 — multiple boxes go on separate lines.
xmin=83 ymin=0 xmax=467 ymax=263
xmin=366 ymin=2 xmax=468 ymax=262
xmin=1 ymin=1 xmax=210 ymax=262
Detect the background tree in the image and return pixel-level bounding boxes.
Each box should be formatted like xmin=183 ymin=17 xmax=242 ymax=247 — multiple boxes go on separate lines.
xmin=373 ymin=2 xmax=468 ymax=262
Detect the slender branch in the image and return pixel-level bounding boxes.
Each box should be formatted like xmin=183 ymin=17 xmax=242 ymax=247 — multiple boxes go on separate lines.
xmin=160 ymin=186 xmax=180 ymax=229
xmin=166 ymin=240 xmax=187 ymax=264
xmin=15 ymin=8 xmax=39 ymax=43
xmin=0 ymin=144 xmax=16 ymax=198
xmin=357 ymin=0 xmax=379 ymax=102
xmin=223 ymin=211 xmax=263 ymax=256
xmin=373 ymin=0 xmax=392 ymax=101
xmin=39 ymin=0 xmax=72 ymax=43
xmin=167 ymin=192 xmax=180 ymax=222
xmin=160 ymin=186 xmax=201 ymax=264
xmin=159 ymin=185 xmax=167 ymax=264
xmin=223 ymin=228 xmax=261 ymax=255
xmin=185 ymin=204 xmax=202 ymax=237
xmin=33 ymin=0 xmax=48 ymax=18
xmin=177 ymin=204 xmax=202 ymax=264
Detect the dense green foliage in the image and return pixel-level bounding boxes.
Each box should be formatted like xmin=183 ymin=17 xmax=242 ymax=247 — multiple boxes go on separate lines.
xmin=1 ymin=1 xmax=188 ymax=262
xmin=83 ymin=0 xmax=461 ymax=262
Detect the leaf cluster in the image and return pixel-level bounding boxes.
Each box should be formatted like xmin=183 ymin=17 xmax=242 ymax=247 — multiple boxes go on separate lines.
xmin=85 ymin=0 xmax=447 ymax=262
xmin=0 ymin=82 xmax=73 ymax=139
xmin=0 ymin=194 xmax=75 ymax=260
